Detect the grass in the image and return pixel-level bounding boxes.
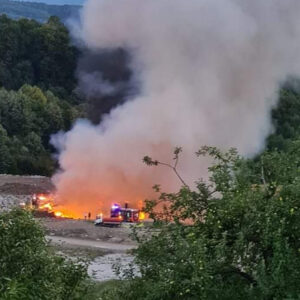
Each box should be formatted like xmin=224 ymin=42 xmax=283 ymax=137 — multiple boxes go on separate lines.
xmin=84 ymin=279 xmax=125 ymax=299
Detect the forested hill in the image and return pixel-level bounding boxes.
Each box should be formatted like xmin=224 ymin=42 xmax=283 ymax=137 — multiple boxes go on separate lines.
xmin=0 ymin=15 xmax=83 ymax=176
xmin=0 ymin=0 xmax=81 ymax=23
xmin=22 ymin=0 xmax=84 ymax=5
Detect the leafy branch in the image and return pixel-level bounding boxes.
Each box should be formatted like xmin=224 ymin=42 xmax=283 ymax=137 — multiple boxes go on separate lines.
xmin=143 ymin=147 xmax=189 ymax=188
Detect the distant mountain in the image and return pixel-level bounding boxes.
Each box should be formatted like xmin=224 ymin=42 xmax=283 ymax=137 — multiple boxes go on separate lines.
xmin=0 ymin=0 xmax=81 ymax=23
xmin=20 ymin=0 xmax=84 ymax=5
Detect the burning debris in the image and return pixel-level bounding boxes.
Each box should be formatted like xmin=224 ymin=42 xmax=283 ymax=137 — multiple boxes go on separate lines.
xmin=30 ymin=193 xmax=75 ymax=219
xmin=26 ymin=193 xmax=145 ymax=223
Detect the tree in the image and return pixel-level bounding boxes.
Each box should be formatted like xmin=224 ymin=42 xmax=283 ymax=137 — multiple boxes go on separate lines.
xmin=0 ymin=208 xmax=89 ymax=299
xmin=267 ymin=87 xmax=300 ymax=151
xmin=103 ymin=145 xmax=300 ymax=300
xmin=0 ymin=85 xmax=81 ymax=175
xmin=0 ymin=15 xmax=78 ymax=96
xmin=0 ymin=124 xmax=12 ymax=172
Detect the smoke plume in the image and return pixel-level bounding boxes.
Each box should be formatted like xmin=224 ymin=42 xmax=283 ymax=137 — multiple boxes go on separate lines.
xmin=76 ymin=48 xmax=134 ymax=124
xmin=52 ymin=0 xmax=300 ymax=218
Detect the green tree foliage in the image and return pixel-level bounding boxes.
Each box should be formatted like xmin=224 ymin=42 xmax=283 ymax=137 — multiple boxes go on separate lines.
xmin=0 ymin=14 xmax=78 ymax=95
xmin=0 ymin=125 xmax=12 ymax=172
xmin=0 ymin=14 xmax=84 ymax=176
xmin=0 ymin=208 xmax=89 ymax=299
xmin=267 ymin=86 xmax=300 ymax=151
xmin=0 ymin=85 xmax=81 ymax=175
xmin=102 ymin=145 xmax=300 ymax=299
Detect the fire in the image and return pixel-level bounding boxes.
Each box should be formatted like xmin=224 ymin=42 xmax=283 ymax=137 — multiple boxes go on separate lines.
xmin=39 ymin=203 xmax=53 ymax=210
xmin=53 ymin=210 xmax=75 ymax=218
xmin=139 ymin=211 xmax=146 ymax=220
xmin=33 ymin=193 xmax=147 ymax=221
xmin=34 ymin=193 xmax=77 ymax=219
xmin=54 ymin=211 xmax=62 ymax=217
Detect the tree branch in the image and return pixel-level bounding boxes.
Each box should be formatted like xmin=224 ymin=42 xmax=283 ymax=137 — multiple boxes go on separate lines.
xmin=156 ymin=161 xmax=189 ymax=188
xmin=143 ymin=148 xmax=189 ymax=188
xmin=261 ymin=157 xmax=267 ymax=188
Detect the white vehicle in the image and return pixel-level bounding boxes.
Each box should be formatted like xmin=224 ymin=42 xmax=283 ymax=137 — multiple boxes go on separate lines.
xmin=94 ymin=216 xmax=103 ymax=225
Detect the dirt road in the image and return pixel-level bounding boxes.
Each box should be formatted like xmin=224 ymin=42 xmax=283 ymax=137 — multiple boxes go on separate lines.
xmin=41 ymin=218 xmax=136 ymax=244
xmin=47 ymin=235 xmax=136 ymax=252
xmin=47 ymin=235 xmax=138 ymax=281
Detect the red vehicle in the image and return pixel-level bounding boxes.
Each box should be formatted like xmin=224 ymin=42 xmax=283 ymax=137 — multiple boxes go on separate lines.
xmin=95 ymin=203 xmax=143 ymax=226
xmin=110 ymin=203 xmax=140 ymax=222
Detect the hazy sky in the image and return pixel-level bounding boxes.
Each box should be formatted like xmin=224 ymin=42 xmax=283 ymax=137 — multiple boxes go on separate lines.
xmin=21 ymin=0 xmax=84 ymax=5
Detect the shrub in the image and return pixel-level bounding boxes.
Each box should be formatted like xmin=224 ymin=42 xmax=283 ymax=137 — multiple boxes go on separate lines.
xmin=102 ymin=145 xmax=300 ymax=299
xmin=0 ymin=208 xmax=89 ymax=299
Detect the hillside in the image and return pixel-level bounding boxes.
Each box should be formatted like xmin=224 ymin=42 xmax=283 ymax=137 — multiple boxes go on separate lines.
xmin=21 ymin=0 xmax=84 ymax=5
xmin=0 ymin=0 xmax=81 ymax=22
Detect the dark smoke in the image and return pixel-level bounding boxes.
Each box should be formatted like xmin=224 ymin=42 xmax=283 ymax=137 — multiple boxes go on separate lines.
xmin=76 ymin=48 xmax=136 ymax=124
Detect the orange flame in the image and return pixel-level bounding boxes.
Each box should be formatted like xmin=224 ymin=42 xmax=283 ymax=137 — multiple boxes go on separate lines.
xmin=139 ymin=211 xmax=146 ymax=220
xmin=39 ymin=203 xmax=53 ymax=210
xmin=35 ymin=192 xmax=147 ymax=221
xmin=35 ymin=193 xmax=76 ymax=219
xmin=53 ymin=210 xmax=75 ymax=218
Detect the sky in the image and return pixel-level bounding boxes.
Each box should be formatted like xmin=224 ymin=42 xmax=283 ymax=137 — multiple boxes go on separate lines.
xmin=21 ymin=0 xmax=84 ymax=5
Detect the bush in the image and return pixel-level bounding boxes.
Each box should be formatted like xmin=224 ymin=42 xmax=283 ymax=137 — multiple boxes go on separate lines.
xmin=0 ymin=208 xmax=89 ymax=299
xmin=103 ymin=145 xmax=300 ymax=299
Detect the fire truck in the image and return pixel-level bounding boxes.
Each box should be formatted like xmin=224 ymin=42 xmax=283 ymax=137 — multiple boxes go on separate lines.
xmin=94 ymin=203 xmax=143 ymax=226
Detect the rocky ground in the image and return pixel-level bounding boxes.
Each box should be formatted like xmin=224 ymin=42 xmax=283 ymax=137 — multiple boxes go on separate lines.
xmin=41 ymin=218 xmax=135 ymax=244
xmin=0 ymin=174 xmax=54 ymax=211
xmin=0 ymin=174 xmax=54 ymax=195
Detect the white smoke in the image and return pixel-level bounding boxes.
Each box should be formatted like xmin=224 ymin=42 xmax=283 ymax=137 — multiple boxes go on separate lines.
xmin=52 ymin=0 xmax=300 ymax=217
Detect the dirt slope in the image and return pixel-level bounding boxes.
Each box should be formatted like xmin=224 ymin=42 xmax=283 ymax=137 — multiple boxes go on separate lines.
xmin=0 ymin=174 xmax=54 ymax=195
